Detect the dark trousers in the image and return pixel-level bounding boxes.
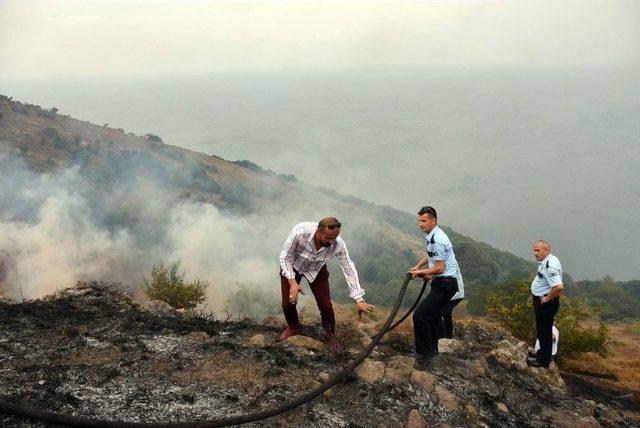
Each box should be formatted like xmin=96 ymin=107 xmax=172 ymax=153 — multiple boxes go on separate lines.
xmin=533 ymin=295 xmax=559 ymax=366
xmin=413 ymin=277 xmax=458 ymax=356
xmin=280 ymin=265 xmax=335 ymax=336
xmin=441 ymin=298 xmax=463 ymax=339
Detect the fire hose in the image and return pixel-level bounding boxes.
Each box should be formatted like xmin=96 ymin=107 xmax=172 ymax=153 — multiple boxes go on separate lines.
xmin=0 ymin=274 xmax=427 ymax=427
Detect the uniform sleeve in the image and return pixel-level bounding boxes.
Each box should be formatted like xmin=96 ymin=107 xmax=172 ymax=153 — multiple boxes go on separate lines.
xmin=279 ymin=226 xmax=302 ymax=280
xmin=334 ymin=241 xmax=365 ymax=300
xmin=543 ymin=266 xmax=563 ymax=287
xmin=430 ymin=242 xmax=448 ymax=262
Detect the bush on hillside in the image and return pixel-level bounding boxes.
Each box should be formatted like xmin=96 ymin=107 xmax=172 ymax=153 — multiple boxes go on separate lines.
xmin=561 ymin=278 xmax=640 ymax=320
xmin=143 ymin=262 xmax=209 ymax=310
xmin=486 ymin=280 xmax=609 ymax=361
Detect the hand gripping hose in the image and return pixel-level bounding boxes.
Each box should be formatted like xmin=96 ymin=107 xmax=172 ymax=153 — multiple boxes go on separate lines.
xmin=0 ymin=273 xmax=423 ymax=427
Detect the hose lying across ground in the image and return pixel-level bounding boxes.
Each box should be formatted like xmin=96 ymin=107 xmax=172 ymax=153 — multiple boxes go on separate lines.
xmin=0 ymin=274 xmax=426 ymax=427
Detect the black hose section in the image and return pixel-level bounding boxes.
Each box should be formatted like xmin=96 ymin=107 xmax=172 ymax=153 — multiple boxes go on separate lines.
xmin=0 ymin=273 xmax=414 ymax=428
xmin=388 ymin=278 xmax=427 ymax=331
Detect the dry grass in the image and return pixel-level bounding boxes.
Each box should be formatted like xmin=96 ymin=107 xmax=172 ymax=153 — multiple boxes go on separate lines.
xmin=564 ymin=320 xmax=640 ymax=391
xmin=175 ymin=351 xmax=265 ymax=391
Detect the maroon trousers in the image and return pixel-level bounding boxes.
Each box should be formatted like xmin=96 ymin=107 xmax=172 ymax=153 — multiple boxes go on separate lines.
xmin=280 ymin=265 xmax=335 ymax=336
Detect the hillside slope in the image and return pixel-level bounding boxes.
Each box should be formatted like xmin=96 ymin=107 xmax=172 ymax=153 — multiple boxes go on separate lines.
xmin=0 ymin=95 xmax=535 ymax=304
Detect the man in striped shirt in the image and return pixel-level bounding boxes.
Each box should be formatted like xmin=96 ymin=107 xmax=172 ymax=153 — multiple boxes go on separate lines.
xmin=279 ymin=217 xmax=375 ymax=341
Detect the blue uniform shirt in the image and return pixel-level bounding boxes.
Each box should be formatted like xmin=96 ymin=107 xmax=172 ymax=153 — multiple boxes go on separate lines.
xmin=424 ymin=226 xmax=463 ymax=300
xmin=531 ymin=253 xmax=563 ymax=296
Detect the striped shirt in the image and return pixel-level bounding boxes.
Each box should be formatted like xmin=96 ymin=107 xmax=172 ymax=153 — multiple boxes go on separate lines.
xmin=279 ymin=222 xmax=365 ymax=301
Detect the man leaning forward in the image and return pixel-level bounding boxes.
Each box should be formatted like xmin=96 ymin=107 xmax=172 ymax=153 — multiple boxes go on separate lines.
xmin=278 ymin=217 xmax=374 ymax=345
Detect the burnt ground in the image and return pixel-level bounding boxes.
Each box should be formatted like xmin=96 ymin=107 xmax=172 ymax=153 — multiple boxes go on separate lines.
xmin=0 ymin=282 xmax=638 ymax=428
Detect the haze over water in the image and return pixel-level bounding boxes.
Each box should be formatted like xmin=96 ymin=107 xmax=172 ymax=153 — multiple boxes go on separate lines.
xmin=3 ymin=66 xmax=639 ymax=280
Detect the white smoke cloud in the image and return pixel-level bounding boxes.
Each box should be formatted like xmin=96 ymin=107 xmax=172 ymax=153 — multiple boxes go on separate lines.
xmin=0 ymin=188 xmax=134 ymax=298
xmin=0 ymin=155 xmax=295 ymax=314
xmin=166 ymin=202 xmax=280 ymax=306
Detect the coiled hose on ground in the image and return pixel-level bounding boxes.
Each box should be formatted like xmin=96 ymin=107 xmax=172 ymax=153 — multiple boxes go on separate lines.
xmin=0 ymin=274 xmax=427 ymax=427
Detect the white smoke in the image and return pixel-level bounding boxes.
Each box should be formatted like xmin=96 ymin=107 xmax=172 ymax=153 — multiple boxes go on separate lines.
xmin=0 ymin=156 xmax=286 ymax=310
xmin=0 ymin=188 xmax=134 ymax=298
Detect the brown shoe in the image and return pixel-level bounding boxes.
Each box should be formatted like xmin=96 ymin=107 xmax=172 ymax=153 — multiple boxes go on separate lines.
xmin=280 ymin=327 xmax=299 ymax=340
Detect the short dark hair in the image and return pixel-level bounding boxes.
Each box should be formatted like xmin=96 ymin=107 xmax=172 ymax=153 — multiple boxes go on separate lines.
xmin=318 ymin=216 xmax=341 ymax=230
xmin=418 ymin=206 xmax=437 ymax=219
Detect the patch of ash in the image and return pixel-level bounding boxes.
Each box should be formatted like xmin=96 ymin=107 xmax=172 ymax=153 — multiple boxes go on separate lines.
xmin=81 ymin=336 xmax=111 ymax=349
xmin=138 ymin=334 xmax=185 ymax=354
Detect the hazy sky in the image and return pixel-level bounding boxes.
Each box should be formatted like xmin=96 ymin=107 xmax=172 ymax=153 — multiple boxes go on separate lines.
xmin=1 ymin=0 xmax=639 ymax=80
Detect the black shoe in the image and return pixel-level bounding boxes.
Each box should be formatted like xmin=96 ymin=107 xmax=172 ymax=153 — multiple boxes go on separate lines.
xmin=411 ymin=351 xmax=437 ymax=359
xmin=528 ymin=349 xmax=538 ymax=358
xmin=526 ymin=357 xmax=548 ymax=368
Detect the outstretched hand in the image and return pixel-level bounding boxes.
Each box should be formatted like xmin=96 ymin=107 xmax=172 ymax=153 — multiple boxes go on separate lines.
xmin=356 ymin=300 xmax=375 ymax=318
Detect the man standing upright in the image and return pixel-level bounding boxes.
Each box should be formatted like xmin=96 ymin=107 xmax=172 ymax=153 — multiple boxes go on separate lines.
xmin=409 ymin=206 xmax=461 ymax=359
xmin=528 ymin=240 xmax=564 ymax=368
xmin=279 ymin=217 xmax=374 ymax=342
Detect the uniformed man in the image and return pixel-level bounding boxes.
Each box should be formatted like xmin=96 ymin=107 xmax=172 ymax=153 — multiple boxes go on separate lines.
xmin=409 ymin=206 xmax=461 ymax=359
xmin=527 ymin=240 xmax=564 ymax=368
xmin=278 ymin=217 xmax=375 ymax=343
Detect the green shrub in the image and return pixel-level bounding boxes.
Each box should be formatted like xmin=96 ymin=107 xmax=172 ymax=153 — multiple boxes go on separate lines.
xmin=486 ymin=280 xmax=609 ymax=361
xmin=142 ymin=262 xmax=209 ymax=310
xmin=486 ymin=280 xmax=536 ymax=342
xmin=555 ymin=298 xmax=609 ymax=359
xmin=42 ymin=127 xmax=60 ymax=140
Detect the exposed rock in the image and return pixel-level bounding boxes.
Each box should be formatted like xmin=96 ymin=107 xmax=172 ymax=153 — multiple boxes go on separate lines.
xmin=487 ymin=339 xmax=567 ymax=394
xmin=527 ymin=362 xmax=567 ymax=392
xmin=186 ymin=331 xmax=210 ymax=343
xmin=438 ymin=338 xmax=467 ymax=355
xmin=384 ymin=367 xmax=410 ymax=385
xmin=515 ymin=341 xmax=529 ymax=353
xmin=470 ymin=358 xmax=489 ymax=377
xmin=409 ymin=369 xmax=436 ymax=393
xmin=338 ymin=320 xmax=373 ymax=354
xmin=488 ymin=339 xmax=527 ymax=371
xmin=317 ymin=374 xmax=336 ymax=398
xmin=387 ymin=355 xmax=415 ymax=376
xmin=382 ymin=330 xmax=414 ymax=349
xmin=248 ymin=333 xmax=277 ymax=347
xmin=318 ymin=372 xmax=331 ymax=383
xmin=141 ymin=300 xmax=174 ymax=314
xmin=495 ymin=401 xmax=509 ymax=414
xmin=406 ymin=408 xmax=427 ymax=428
xmin=355 ymin=358 xmax=385 ymax=384
xmin=434 ymin=384 xmax=460 ymax=412
xmin=464 ymin=404 xmax=480 ymax=423
xmin=284 ymin=335 xmax=325 ymax=351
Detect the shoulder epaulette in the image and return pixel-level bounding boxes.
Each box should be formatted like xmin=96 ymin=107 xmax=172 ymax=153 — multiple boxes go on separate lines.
xmin=430 ymin=235 xmax=435 ymax=244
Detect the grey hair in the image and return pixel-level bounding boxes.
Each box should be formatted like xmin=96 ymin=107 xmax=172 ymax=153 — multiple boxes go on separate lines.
xmin=535 ymin=240 xmax=551 ymax=250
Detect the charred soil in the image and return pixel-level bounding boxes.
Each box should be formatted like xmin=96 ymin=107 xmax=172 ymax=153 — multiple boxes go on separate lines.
xmin=0 ymin=283 xmax=638 ymax=427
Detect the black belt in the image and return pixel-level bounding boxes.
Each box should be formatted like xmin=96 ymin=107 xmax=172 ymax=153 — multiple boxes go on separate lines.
xmin=432 ymin=276 xmax=457 ymax=286
xmin=533 ymin=294 xmax=558 ymax=301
